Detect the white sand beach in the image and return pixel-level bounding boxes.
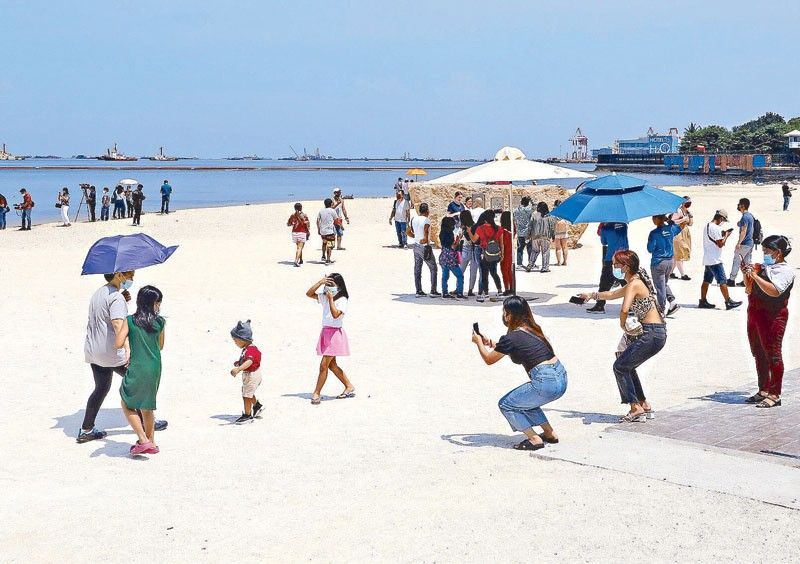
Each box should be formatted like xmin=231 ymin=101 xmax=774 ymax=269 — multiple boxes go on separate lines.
xmin=1 ymin=183 xmax=798 ymax=562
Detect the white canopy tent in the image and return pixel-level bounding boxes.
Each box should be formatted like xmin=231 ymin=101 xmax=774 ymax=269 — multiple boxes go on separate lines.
xmin=425 ymin=146 xmax=595 ymax=184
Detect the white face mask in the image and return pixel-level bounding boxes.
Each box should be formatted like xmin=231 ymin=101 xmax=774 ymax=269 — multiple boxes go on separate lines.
xmin=121 ymin=278 xmax=134 ymax=291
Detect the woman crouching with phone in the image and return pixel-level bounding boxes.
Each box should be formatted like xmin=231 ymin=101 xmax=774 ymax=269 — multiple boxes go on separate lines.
xmin=472 ymin=296 xmax=567 ymax=450
xmin=306 ymin=274 xmax=355 ymax=405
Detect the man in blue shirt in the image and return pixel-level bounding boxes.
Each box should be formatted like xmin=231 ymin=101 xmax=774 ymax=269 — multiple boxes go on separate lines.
xmin=647 ymin=215 xmax=681 ymax=315
xmin=727 ymin=197 xmax=753 ymax=286
xmin=588 ymin=222 xmax=629 ymax=313
xmin=160 ymin=180 xmax=172 ymax=214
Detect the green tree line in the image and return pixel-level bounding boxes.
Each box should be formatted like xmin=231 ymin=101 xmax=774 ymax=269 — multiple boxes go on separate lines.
xmin=680 ymin=112 xmax=800 ymax=153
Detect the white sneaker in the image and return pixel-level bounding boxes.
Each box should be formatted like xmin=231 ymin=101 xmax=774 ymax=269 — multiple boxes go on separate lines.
xmin=476 ymin=294 xmax=485 ymax=303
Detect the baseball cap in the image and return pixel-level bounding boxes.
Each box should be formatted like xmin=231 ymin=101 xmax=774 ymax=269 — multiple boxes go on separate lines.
xmin=715 ymin=209 xmax=728 ymax=221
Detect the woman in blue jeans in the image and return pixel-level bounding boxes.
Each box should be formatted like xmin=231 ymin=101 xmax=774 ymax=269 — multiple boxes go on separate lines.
xmin=581 ymin=249 xmax=667 ymax=422
xmin=472 ymin=296 xmax=567 ymax=451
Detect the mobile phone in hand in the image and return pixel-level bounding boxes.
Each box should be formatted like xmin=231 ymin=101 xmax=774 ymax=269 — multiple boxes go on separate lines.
xmin=473 ymin=322 xmax=481 ymax=336
xmin=569 ymin=295 xmax=587 ymax=305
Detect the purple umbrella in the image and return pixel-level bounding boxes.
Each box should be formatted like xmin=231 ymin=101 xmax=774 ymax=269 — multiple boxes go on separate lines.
xmin=81 ymin=233 xmax=178 ymax=275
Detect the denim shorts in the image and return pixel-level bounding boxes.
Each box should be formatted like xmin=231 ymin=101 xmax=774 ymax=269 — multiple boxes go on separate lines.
xmin=703 ymin=263 xmax=727 ymax=284
xmin=334 ymin=224 xmax=344 ymax=237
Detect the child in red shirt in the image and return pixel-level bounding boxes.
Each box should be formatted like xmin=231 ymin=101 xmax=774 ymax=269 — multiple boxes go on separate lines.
xmin=230 ymin=320 xmax=263 ymax=424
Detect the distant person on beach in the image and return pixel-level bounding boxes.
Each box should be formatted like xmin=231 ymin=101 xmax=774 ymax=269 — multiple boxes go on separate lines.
xmin=500 ymin=211 xmax=513 ymax=295
xmin=389 ymin=190 xmax=411 ymax=248
xmin=646 ymin=214 xmax=681 ymax=315
xmin=579 ymin=250 xmax=665 ymax=422
xmin=288 ymin=202 xmax=311 ymax=266
xmin=18 ymin=188 xmax=32 ymax=230
xmin=553 ymin=200 xmax=570 ymax=266
xmin=528 ymin=202 xmax=556 ymax=273
xmin=439 ymin=216 xmax=465 ymax=299
xmin=742 ymin=235 xmax=794 ymax=409
xmin=472 ymin=296 xmax=566 ymax=450
xmin=670 ymin=197 xmax=693 ymax=280
xmin=782 ymin=182 xmax=795 ymax=211
xmin=58 ymin=187 xmax=71 ymax=227
xmin=474 ymin=209 xmax=503 ymax=302
xmin=124 ymin=186 xmax=133 ymax=219
xmin=87 ymin=186 xmax=97 ymax=222
xmin=118 ymin=285 xmax=166 ymax=456
xmin=317 ymin=198 xmax=337 ymax=264
xmin=160 ymin=180 xmax=172 ymax=214
xmin=394 ymin=177 xmax=403 ymax=192
xmin=306 ymin=274 xmax=355 ymax=405
xmin=410 ymin=203 xmax=439 ymax=297
xmin=0 ymin=193 xmax=8 ymax=230
xmin=727 ymin=198 xmax=755 ymax=287
xmin=699 ymin=209 xmax=742 ymax=310
xmin=459 ymin=209 xmax=481 ymax=297
xmin=587 ymin=222 xmax=629 ymax=314
xmin=332 ymin=188 xmax=349 ymax=250
xmin=112 ymin=186 xmax=125 ymax=219
xmin=79 ymin=271 xmax=167 ymax=443
xmin=131 ymin=184 xmax=145 ymax=226
xmin=100 ymin=187 xmax=111 ymax=221
xmin=513 ymin=197 xmax=534 ymax=268
xmin=229 ymin=319 xmax=264 ymax=424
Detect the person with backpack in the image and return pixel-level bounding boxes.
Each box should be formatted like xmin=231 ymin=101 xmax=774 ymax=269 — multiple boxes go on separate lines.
xmin=698 ymin=209 xmax=742 ymax=310
xmin=727 ymin=198 xmax=757 ymax=287
xmin=474 ymin=210 xmax=504 ymax=302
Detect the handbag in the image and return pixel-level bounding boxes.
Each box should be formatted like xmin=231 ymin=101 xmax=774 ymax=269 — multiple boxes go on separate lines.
xmin=55 ymin=203 xmax=62 ymax=208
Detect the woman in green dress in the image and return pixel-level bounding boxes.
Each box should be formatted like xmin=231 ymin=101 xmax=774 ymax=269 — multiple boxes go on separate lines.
xmin=116 ymin=285 xmax=166 ymax=456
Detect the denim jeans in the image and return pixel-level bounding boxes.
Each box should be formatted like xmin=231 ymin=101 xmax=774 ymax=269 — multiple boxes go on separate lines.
xmin=783 ymin=196 xmax=791 ymax=211
xmin=650 ymin=258 xmax=675 ymax=311
xmin=441 ymin=264 xmax=464 ymax=295
xmin=161 ymin=195 xmax=170 ymax=214
xmin=0 ymin=208 xmax=6 ymax=229
xmin=516 ymin=236 xmax=532 ymax=265
xmin=498 ymin=361 xmax=567 ymax=431
xmin=22 ymin=208 xmax=31 ymax=229
xmin=394 ymin=221 xmax=407 ymax=247
xmin=413 ymin=243 xmax=437 ymax=293
xmin=613 ymin=323 xmax=667 ymax=404
xmin=460 ymin=242 xmax=481 ymax=293
xmin=101 ymin=205 xmax=109 ymax=221
xmin=730 ymin=243 xmax=753 ymax=282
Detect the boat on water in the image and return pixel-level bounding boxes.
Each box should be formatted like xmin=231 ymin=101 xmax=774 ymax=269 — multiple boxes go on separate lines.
xmin=147 ymin=146 xmax=178 ymax=161
xmin=97 ymin=143 xmax=138 ymax=161
xmin=0 ymin=143 xmax=25 ymax=160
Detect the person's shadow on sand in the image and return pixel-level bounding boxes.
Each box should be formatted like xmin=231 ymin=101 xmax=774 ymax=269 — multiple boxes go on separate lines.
xmin=546 ymin=408 xmax=618 ymax=425
xmin=441 ymin=433 xmax=515 ymax=449
xmin=52 ymin=409 xmax=140 ymax=458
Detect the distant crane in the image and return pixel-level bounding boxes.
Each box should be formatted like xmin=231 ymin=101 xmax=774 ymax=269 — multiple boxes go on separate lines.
xmin=569 ymin=128 xmax=589 ymax=161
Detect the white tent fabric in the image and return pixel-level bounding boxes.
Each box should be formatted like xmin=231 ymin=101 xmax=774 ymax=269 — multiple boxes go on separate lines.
xmin=426 ymin=146 xmax=595 ymax=184
xmin=118 ymin=179 xmax=139 ymax=186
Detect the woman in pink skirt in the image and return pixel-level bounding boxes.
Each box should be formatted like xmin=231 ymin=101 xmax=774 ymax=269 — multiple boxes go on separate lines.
xmin=306 ymin=273 xmax=355 ymax=405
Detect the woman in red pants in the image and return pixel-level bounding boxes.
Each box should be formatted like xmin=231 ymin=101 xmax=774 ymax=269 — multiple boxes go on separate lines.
xmin=743 ymin=235 xmax=794 ymax=408
xmin=500 ymin=211 xmax=514 ymax=295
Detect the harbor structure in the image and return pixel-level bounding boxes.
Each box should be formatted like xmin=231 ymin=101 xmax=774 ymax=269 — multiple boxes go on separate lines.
xmin=615 ymin=127 xmax=681 ymax=155
xmin=0 ymin=143 xmax=23 ymax=160
xmin=568 ymin=128 xmax=589 ymax=161
xmin=786 ymin=129 xmax=800 ymax=156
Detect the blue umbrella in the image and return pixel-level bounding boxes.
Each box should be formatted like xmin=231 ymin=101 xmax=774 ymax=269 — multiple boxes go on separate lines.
xmin=551 ymin=173 xmax=685 ymax=223
xmin=81 ymin=233 xmax=178 ymax=275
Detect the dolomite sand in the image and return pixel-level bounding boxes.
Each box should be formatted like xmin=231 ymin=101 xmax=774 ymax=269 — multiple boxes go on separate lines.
xmin=0 ymin=183 xmax=798 ymax=563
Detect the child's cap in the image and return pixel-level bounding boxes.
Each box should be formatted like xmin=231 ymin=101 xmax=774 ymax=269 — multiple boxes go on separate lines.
xmin=231 ymin=319 xmax=253 ymax=342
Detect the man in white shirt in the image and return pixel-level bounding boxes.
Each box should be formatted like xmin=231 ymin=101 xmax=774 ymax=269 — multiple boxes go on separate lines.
xmin=410 ymin=202 xmax=439 ymax=297
xmin=699 ymin=209 xmax=741 ymax=310
xmin=389 ymin=190 xmax=411 ymax=248
xmin=470 ymin=198 xmax=486 ymax=223
xmin=317 ymin=198 xmax=338 ymax=264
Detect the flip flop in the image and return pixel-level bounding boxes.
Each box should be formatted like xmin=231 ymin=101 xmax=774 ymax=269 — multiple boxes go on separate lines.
xmin=619 ymin=412 xmax=646 ymax=423
xmin=336 ymin=391 xmax=356 ymax=399
xmin=311 ymin=396 xmax=321 ymax=405
xmin=513 ymin=439 xmax=545 ymax=451
xmin=755 ymin=398 xmax=781 ymax=408
xmin=745 ymin=392 xmax=767 ymax=404
xmin=539 ymin=434 xmax=559 ymax=444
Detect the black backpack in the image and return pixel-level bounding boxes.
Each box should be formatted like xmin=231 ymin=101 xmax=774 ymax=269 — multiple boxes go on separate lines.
xmin=753 ymin=218 xmax=763 ymax=248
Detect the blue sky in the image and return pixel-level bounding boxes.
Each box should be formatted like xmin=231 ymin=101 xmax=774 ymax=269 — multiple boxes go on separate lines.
xmin=1 ymin=1 xmax=797 ymax=159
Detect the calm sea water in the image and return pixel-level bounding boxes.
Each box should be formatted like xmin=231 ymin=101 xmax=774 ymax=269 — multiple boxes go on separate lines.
xmin=0 ymin=159 xmax=709 ymax=225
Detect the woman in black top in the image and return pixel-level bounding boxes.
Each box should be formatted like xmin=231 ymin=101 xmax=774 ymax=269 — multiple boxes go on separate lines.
xmin=472 ymin=296 xmax=568 ymax=450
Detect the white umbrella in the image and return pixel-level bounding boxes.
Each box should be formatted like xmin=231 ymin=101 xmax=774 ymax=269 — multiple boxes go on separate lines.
xmin=118 ymin=178 xmax=139 ymax=187
xmin=425 ymin=146 xmax=594 ymax=184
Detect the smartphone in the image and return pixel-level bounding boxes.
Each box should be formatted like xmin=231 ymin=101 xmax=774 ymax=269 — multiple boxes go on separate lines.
xmin=569 ymin=295 xmax=587 ymax=305
xmin=472 ymin=322 xmax=481 ymax=336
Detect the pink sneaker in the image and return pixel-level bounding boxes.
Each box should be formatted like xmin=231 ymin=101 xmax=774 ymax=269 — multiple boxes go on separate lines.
xmin=145 ymin=444 xmax=160 ymax=454
xmin=130 ymin=441 xmax=155 ymax=455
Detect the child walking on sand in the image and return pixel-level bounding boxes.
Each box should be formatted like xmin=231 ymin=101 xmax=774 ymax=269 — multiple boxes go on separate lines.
xmin=230 ymin=319 xmax=263 ymax=424
xmin=118 ymin=286 xmax=166 ymax=456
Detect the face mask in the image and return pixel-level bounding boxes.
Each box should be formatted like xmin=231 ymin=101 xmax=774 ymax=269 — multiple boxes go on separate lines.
xmin=763 ymin=254 xmax=775 ymax=266
xmin=613 ymin=267 xmax=625 ymax=280
xmin=121 ymin=278 xmax=134 ymax=291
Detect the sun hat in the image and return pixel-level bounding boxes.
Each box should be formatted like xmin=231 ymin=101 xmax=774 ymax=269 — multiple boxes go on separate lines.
xmin=715 ymin=209 xmax=728 ymax=221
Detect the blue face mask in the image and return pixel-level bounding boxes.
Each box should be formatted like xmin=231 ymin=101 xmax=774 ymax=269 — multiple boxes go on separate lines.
xmin=762 ymin=254 xmax=775 ymax=266
xmin=121 ymin=278 xmax=134 ymax=291
xmin=613 ymin=267 xmax=625 ymax=280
